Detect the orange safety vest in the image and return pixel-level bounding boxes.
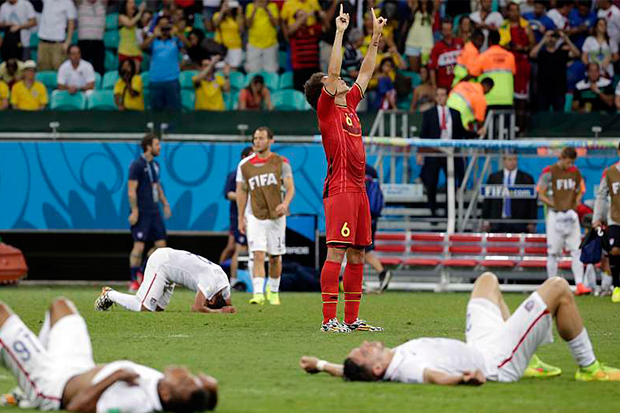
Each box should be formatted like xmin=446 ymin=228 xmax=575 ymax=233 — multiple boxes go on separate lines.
xmin=447 ymin=81 xmax=487 ymax=127
xmin=469 ymin=45 xmax=516 ymax=105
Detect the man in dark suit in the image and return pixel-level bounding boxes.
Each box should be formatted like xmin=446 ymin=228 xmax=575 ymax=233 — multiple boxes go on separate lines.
xmin=418 ymin=87 xmax=482 ymax=218
xmin=482 ymin=154 xmax=538 ymax=233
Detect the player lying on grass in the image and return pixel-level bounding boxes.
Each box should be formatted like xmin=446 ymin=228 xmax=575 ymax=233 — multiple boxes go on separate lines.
xmin=95 ymin=247 xmax=235 ymax=314
xmin=0 ymin=297 xmax=218 ymax=412
xmin=300 ymin=272 xmax=620 ymax=384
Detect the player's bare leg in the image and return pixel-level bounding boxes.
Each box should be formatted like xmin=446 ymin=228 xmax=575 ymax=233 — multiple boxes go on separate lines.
xmin=320 ymin=246 xmax=348 ymax=332
xmin=129 ymin=241 xmax=145 ymax=292
xmin=219 ymin=233 xmax=235 ymax=265
xmin=267 ymin=255 xmax=282 ymax=305
xmin=250 ymin=250 xmax=267 ymax=304
xmin=471 ymin=273 xmax=561 ymax=378
xmin=343 ymin=247 xmax=383 ymax=332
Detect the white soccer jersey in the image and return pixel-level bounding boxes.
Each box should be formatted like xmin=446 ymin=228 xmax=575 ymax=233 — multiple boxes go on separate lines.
xmin=383 ymin=338 xmax=488 ymax=384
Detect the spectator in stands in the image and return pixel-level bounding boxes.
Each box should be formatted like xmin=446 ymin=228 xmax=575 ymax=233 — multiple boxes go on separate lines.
xmin=342 ymin=28 xmax=364 ymax=82
xmin=519 ymin=0 xmax=535 ymax=15
xmin=203 ymin=0 xmax=220 ymax=32
xmin=318 ymin=1 xmax=352 ymax=73
xmin=245 ymin=0 xmax=280 ymax=73
xmin=114 ymin=59 xmax=144 ymax=111
xmin=142 ymin=15 xmax=190 ymax=111
xmin=452 ymin=29 xmax=484 ymax=87
xmin=418 ymin=87 xmax=472 ymax=220
xmin=572 ymin=62 xmax=614 ymax=113
xmin=281 ymin=0 xmax=322 ymax=91
xmin=403 ymin=0 xmax=435 ymax=72
xmin=10 ymin=60 xmax=48 ymax=111
xmin=429 ymin=18 xmax=463 ymax=90
xmin=523 ymin=0 xmax=557 ymax=43
xmin=238 ymin=74 xmax=273 ymax=111
xmin=568 ymin=0 xmax=596 ymax=50
xmin=0 ymin=58 xmax=23 ymax=88
xmin=409 ymin=65 xmax=435 ymax=113
xmin=546 ymin=0 xmax=571 ymax=32
xmin=456 ymin=15 xmax=474 ymax=44
xmin=37 ymin=0 xmax=77 ymax=71
xmin=0 ymin=79 xmax=8 ymax=110
xmin=470 ymin=0 xmax=503 ymax=50
xmin=530 ymin=30 xmax=581 ymax=112
xmin=447 ymin=78 xmax=494 ymax=132
xmin=597 ymin=0 xmax=620 ymax=49
xmin=193 ymin=55 xmax=231 ymax=111
xmin=77 ymin=0 xmax=106 ymax=76
xmin=0 ymin=0 xmax=36 ymax=61
xmin=582 ymin=18 xmax=618 ymax=78
xmin=482 ymin=153 xmax=537 ymax=234
xmin=373 ymin=57 xmax=397 ymax=110
xmin=119 ymin=0 xmax=147 ymax=72
xmin=57 ymin=44 xmax=96 ymax=96
xmin=213 ymin=0 xmax=244 ymax=70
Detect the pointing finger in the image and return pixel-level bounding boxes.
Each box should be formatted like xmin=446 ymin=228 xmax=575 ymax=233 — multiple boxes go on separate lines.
xmin=340 ymin=3 xmax=343 ymax=16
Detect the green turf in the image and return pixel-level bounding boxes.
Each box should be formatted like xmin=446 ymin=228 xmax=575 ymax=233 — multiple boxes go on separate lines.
xmin=0 ymin=286 xmax=619 ymax=412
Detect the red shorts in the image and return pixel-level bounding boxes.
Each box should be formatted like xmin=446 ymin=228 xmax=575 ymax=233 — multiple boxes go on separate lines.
xmin=324 ymin=192 xmax=372 ymax=248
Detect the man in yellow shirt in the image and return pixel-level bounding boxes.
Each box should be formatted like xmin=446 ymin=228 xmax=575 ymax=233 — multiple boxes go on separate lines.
xmin=245 ymin=0 xmax=280 ymax=73
xmin=193 ymin=56 xmax=231 ymax=111
xmin=10 ymin=60 xmax=48 ymax=111
xmin=0 ymin=80 xmax=8 ymax=110
xmin=281 ymin=0 xmax=321 ymax=27
xmin=114 ymin=60 xmax=145 ymax=111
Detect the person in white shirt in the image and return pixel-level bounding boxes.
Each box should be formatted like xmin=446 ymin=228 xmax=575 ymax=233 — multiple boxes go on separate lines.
xmin=546 ymin=1 xmax=571 ymax=31
xmin=597 ymin=0 xmax=620 ymax=48
xmin=0 ymin=297 xmax=218 ymax=412
xmin=469 ymin=0 xmax=503 ymax=50
xmin=300 ymin=272 xmax=620 ymax=383
xmin=0 ymin=0 xmax=36 ymax=61
xmin=57 ymin=44 xmax=96 ymax=96
xmin=37 ymin=0 xmax=77 ymax=71
xmin=95 ymin=247 xmax=236 ymax=314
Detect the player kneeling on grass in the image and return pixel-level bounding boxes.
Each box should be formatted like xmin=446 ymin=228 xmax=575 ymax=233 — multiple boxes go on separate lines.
xmin=95 ymin=248 xmax=236 ymax=314
xmin=0 ymin=298 xmax=218 ymax=412
xmin=300 ymin=272 xmax=620 ymax=384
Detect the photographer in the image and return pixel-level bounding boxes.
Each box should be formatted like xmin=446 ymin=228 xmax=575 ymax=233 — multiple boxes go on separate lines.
xmin=141 ymin=15 xmax=190 ymax=111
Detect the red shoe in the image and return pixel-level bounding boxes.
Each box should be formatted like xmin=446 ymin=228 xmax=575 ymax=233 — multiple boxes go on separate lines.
xmin=575 ymin=283 xmax=593 ymax=296
xmin=128 ymin=280 xmax=140 ymax=292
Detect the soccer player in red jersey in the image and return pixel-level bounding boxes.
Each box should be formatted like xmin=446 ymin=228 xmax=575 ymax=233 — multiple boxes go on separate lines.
xmin=303 ymin=6 xmax=386 ymax=333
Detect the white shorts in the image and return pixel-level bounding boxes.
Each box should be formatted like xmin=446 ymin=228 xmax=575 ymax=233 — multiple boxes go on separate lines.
xmin=0 ymin=313 xmax=95 ymax=410
xmin=245 ymin=43 xmax=279 ymax=73
xmin=405 ymin=45 xmax=422 ymax=57
xmin=465 ymin=292 xmax=554 ymax=382
xmin=136 ymin=249 xmax=176 ymax=312
xmin=246 ymin=214 xmax=286 ymax=256
xmin=225 ymin=48 xmax=244 ymax=69
xmin=546 ymin=210 xmax=581 ymax=255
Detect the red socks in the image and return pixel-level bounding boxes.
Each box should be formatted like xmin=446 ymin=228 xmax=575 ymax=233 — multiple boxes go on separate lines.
xmin=320 ymin=261 xmax=341 ymax=323
xmin=343 ymin=263 xmax=363 ymax=324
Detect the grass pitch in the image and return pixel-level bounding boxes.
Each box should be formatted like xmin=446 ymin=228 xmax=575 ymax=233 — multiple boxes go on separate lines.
xmin=0 ymin=286 xmax=619 ymax=413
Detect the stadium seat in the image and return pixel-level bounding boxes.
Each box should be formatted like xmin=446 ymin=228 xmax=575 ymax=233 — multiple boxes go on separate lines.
xmin=102 ymin=71 xmax=119 ymax=89
xmin=278 ymin=71 xmax=294 ymax=90
xmin=180 ymin=71 xmax=198 ymax=89
xmin=35 ymin=71 xmax=58 ymax=91
xmin=141 ymin=72 xmax=149 ymax=88
xmin=486 ymin=246 xmax=520 ymax=254
xmin=93 ymin=72 xmax=102 ymax=89
xmin=271 ymin=89 xmax=306 ymax=110
xmin=225 ymin=90 xmax=240 ymax=110
xmin=525 ymin=234 xmax=546 ymax=243
xmin=524 ymin=246 xmax=547 ymax=255
xmin=378 ymin=257 xmax=403 ymax=266
xmin=194 ymin=14 xmax=205 ymax=30
xmin=411 ymin=233 xmax=443 ymax=242
xmin=403 ymin=258 xmax=441 ymax=267
xmin=29 ymin=32 xmax=39 ymax=49
xmin=374 ymin=244 xmax=406 ymax=253
xmin=564 ymin=93 xmax=573 ymax=113
xmin=141 ymin=54 xmax=151 ymax=72
xmin=105 ymin=50 xmax=118 ymax=72
xmin=443 ymin=259 xmax=479 ymax=267
xmin=397 ymin=93 xmax=412 ymax=111
xmin=375 ymin=233 xmax=406 ymax=241
xmin=229 ymin=72 xmax=245 ymax=91
xmin=50 ymin=90 xmax=87 ymax=110
xmin=400 ymin=71 xmax=421 ymax=87
xmin=481 ymin=259 xmax=516 ymax=268
xmin=106 ymin=13 xmax=119 ymax=31
xmin=279 ymin=50 xmax=290 ymax=71
xmin=450 ymin=234 xmax=482 ymax=242
xmin=449 ymin=245 xmax=482 ymax=254
xmin=518 ymin=259 xmax=547 ymax=268
xmin=181 ymin=89 xmax=195 ymax=111
xmin=487 ymin=234 xmax=520 ymax=243
xmin=411 ymin=245 xmax=443 ymax=253
xmin=246 ymin=71 xmax=278 ymax=91
xmin=87 ymin=90 xmax=117 ymax=110
xmin=104 ymin=31 xmax=120 ymax=50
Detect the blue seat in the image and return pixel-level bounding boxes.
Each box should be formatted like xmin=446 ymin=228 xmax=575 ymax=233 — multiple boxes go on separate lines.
xmin=104 ymin=31 xmax=120 ymax=50
xmin=271 ymin=89 xmax=307 ymax=111
xmin=50 ymin=90 xmax=87 ymax=110
xmin=105 ymin=50 xmax=118 ymax=72
xmin=141 ymin=72 xmax=149 ymax=89
xmin=93 ymin=72 xmax=102 ymax=89
xmin=278 ymin=71 xmax=294 ymax=90
xmin=401 ymin=71 xmax=421 ymax=87
xmin=181 ymin=89 xmax=195 ymax=111
xmin=225 ymin=90 xmax=240 ymax=110
xmin=35 ymin=71 xmax=58 ymax=91
xmin=228 ymin=71 xmax=245 ymax=91
xmin=245 ymin=71 xmax=279 ymax=91
xmin=180 ymin=70 xmax=198 ymax=89
xmin=29 ymin=32 xmax=39 ymax=48
xmin=564 ymin=93 xmax=573 ymax=113
xmin=87 ymin=90 xmax=117 ymax=110
xmin=102 ymin=71 xmax=119 ymax=89
xmin=106 ymin=13 xmax=119 ymax=31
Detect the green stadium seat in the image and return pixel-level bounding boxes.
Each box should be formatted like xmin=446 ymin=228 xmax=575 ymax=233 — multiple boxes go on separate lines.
xmin=87 ymin=90 xmax=117 ymax=110
xmin=279 ymin=50 xmax=289 ymax=71
xmin=564 ymin=93 xmax=573 ymax=113
xmin=29 ymin=32 xmax=39 ymax=48
xmin=106 ymin=13 xmax=119 ymax=31
xmin=104 ymin=31 xmax=120 ymax=50
xmin=278 ymin=71 xmax=294 ymax=90
xmin=193 ymin=14 xmax=205 ymax=31
xmin=93 ymin=72 xmax=102 ymax=89
xmin=225 ymin=90 xmax=240 ymax=110
xmin=141 ymin=72 xmax=149 ymax=88
xmin=245 ymin=71 xmax=278 ymax=91
xmin=271 ymin=89 xmax=306 ymax=111
xmin=105 ymin=50 xmax=118 ymax=72
xmin=50 ymin=90 xmax=86 ymax=110
xmin=401 ymin=71 xmax=421 ymax=87
xmin=30 ymin=49 xmax=37 ymax=62
xmin=102 ymin=71 xmax=119 ymax=89
xmin=180 ymin=70 xmax=198 ymax=89
xmin=229 ymin=71 xmax=245 ymax=91
xmin=35 ymin=71 xmax=58 ymax=91
xmin=397 ymin=93 xmax=412 ymax=111
xmin=141 ymin=54 xmax=151 ymax=72
xmin=181 ymin=89 xmax=195 ymax=111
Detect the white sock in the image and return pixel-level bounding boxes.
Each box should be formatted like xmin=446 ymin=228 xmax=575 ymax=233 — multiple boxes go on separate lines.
xmin=602 ymin=271 xmax=613 ymax=291
xmin=108 ymin=290 xmax=141 ymax=311
xmin=568 ymin=328 xmax=596 ymax=368
xmin=571 ymin=251 xmax=584 ymax=284
xmin=38 ymin=311 xmax=51 ymax=348
xmin=547 ymin=254 xmax=559 ymax=278
xmin=252 ymin=277 xmax=265 ymax=295
xmin=269 ymin=277 xmax=281 ymax=294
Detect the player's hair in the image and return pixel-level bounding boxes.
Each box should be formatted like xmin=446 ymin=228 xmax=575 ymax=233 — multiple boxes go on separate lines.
xmin=488 ymin=30 xmax=500 ymax=46
xmin=481 ymin=77 xmax=495 ymax=90
xmin=241 ymin=146 xmax=253 ymax=159
xmin=206 ymin=293 xmax=227 ymax=310
xmin=561 ymin=147 xmax=578 ymax=160
xmin=163 ymin=388 xmax=217 ymax=412
xmin=342 ymin=358 xmax=379 ymax=382
xmin=141 ymin=133 xmax=160 ymax=152
xmin=68 ymin=44 xmax=80 ymax=55
xmin=304 ymin=72 xmax=326 ymax=111
xmin=253 ymin=126 xmax=274 ymax=141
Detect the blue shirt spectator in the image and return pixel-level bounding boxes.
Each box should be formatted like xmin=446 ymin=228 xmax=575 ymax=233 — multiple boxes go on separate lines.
xmin=569 ymin=2 xmax=597 ymax=49
xmin=149 ymin=37 xmax=183 ymax=83
xmin=523 ymin=3 xmax=556 ymax=43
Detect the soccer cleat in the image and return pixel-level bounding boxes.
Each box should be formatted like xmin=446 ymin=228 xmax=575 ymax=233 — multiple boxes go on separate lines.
xmin=94 ymin=287 xmax=114 ymax=311
xmin=345 ymin=318 xmax=384 ymax=332
xmin=523 ymin=354 xmax=562 ymax=378
xmin=575 ymin=283 xmax=593 ymax=296
xmin=0 ymin=393 xmax=18 ymax=407
xmin=0 ymin=387 xmax=31 ymax=408
xmin=612 ymin=287 xmax=620 ymax=303
xmin=379 ymin=270 xmax=393 ymax=293
xmin=268 ymin=292 xmax=281 ymax=305
xmin=575 ymin=360 xmax=620 ymax=381
xmin=249 ymin=293 xmax=265 ymax=305
xmin=321 ymin=318 xmax=351 ymax=333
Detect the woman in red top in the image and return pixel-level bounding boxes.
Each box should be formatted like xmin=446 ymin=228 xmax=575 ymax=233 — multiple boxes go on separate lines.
xmin=238 ymin=75 xmax=273 ymax=110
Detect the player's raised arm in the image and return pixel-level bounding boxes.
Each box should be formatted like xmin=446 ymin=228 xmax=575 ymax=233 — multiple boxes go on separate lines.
xmin=355 ymin=9 xmax=387 ymax=94
xmin=324 ymin=4 xmax=350 ymax=95
xmin=300 ymin=356 xmax=344 ymax=378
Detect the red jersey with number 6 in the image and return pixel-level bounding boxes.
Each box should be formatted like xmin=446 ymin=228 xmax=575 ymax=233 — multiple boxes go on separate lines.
xmin=317 ymin=82 xmax=366 ymax=198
